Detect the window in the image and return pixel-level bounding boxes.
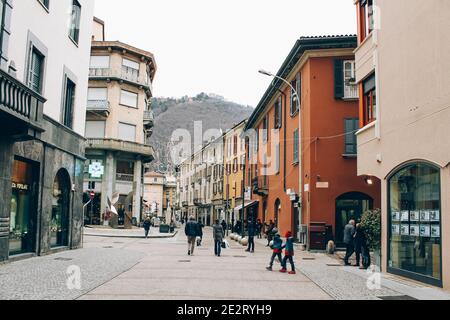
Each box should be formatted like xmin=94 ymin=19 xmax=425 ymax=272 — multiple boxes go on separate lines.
xmin=122 ymin=58 xmax=139 ymax=71
xmin=28 ymin=48 xmax=45 ymax=94
xmin=85 ymin=121 xmax=105 ymax=138
xmin=88 ymin=88 xmax=107 ymax=101
xmin=120 ymin=90 xmax=138 ymax=108
xmin=363 ymin=73 xmax=376 ymax=125
xmin=293 ymin=129 xmax=299 ymax=164
xmin=388 ymin=163 xmax=442 ymax=286
xmin=118 ymin=122 xmax=136 ymax=142
xmin=262 ymin=116 xmax=269 ymax=143
xmin=274 ymin=96 xmax=282 ymax=129
xmin=233 ymin=158 xmax=238 ymax=173
xmin=62 ymin=77 xmax=76 ymax=128
xmin=275 ymin=144 xmax=280 ymax=174
xmin=90 ymin=56 xmax=110 ymax=69
xmin=240 ymin=155 xmax=245 ymax=171
xmin=343 ymin=61 xmax=358 ymax=99
xmin=290 ymin=73 xmax=301 ymax=115
xmin=344 ymin=119 xmax=358 ymax=155
xmin=359 ymin=0 xmax=375 ymax=42
xmin=233 ymin=136 xmax=238 ymax=155
xmin=0 ymin=1 xmax=4 ymax=57
xmin=68 ymin=0 xmax=81 ymax=44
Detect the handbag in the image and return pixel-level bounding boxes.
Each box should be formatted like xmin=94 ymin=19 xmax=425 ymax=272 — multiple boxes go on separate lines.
xmin=221 ymin=240 xmax=226 ymax=249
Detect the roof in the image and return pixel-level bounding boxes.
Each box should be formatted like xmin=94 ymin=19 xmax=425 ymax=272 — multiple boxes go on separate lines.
xmin=244 ymin=35 xmax=357 ymax=130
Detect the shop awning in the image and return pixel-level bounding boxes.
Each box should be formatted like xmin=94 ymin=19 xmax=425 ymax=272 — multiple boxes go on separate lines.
xmin=233 ymin=200 xmax=258 ymax=213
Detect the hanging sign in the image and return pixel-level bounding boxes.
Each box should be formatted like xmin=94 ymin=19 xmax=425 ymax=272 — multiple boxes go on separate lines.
xmin=89 ymin=162 xmax=104 ymax=178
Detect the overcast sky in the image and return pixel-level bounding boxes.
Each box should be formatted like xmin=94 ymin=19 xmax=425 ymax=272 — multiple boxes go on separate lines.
xmin=94 ymin=0 xmax=356 ymax=107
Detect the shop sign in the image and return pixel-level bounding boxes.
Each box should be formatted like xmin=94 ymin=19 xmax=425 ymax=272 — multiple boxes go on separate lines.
xmin=12 ymin=182 xmax=29 ymax=190
xmin=89 ymin=162 xmax=104 ymax=178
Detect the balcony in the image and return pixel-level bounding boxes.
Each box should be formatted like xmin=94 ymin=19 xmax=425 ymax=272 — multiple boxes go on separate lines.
xmin=86 ymin=138 xmax=154 ymax=163
xmin=86 ymin=99 xmax=110 ymax=117
xmin=0 ymin=69 xmax=45 ymax=139
xmin=143 ymin=110 xmax=154 ymax=129
xmin=116 ymin=173 xmax=134 ymax=182
xmin=344 ymin=83 xmax=359 ymax=100
xmin=89 ymin=67 xmax=153 ymax=96
xmin=182 ymin=201 xmax=189 ymax=207
xmin=252 ymin=176 xmax=269 ymax=196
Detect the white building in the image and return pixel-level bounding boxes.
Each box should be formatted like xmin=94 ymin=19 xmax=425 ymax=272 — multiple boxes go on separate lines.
xmin=0 ymin=0 xmax=94 ymax=261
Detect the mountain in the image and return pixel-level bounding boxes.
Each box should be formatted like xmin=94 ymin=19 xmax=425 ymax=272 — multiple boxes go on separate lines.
xmin=148 ymin=93 xmax=254 ymax=173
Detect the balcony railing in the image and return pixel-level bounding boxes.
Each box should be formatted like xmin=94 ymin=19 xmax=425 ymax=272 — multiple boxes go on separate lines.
xmin=86 ymin=138 xmax=154 ymax=163
xmin=344 ymin=84 xmax=359 ymax=99
xmin=87 ymin=99 xmax=110 ymax=111
xmin=0 ymin=69 xmax=45 ymax=137
xmin=116 ymin=173 xmax=134 ymax=182
xmin=252 ymin=176 xmax=269 ymax=196
xmin=89 ymin=67 xmax=153 ymax=95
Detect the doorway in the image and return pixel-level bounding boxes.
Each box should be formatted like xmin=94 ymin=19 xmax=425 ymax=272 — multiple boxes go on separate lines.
xmin=51 ymin=169 xmax=71 ymax=247
xmin=335 ymin=192 xmax=373 ymax=247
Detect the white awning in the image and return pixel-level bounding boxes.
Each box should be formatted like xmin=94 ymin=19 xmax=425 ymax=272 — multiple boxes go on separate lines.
xmin=233 ymin=200 xmax=258 ymax=213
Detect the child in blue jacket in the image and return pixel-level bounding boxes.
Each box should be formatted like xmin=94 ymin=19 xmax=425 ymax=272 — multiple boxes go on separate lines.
xmin=266 ymin=233 xmax=283 ymax=271
xmin=280 ymin=231 xmax=296 ymax=275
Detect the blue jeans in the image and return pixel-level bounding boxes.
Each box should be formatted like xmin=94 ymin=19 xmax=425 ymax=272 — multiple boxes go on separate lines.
xmin=214 ymin=240 xmax=222 ymax=256
xmin=144 ymin=228 xmax=150 ymax=238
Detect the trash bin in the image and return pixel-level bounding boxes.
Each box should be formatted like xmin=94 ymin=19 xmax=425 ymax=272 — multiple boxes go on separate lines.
xmin=309 ymin=222 xmax=327 ymax=250
xmin=159 ymin=224 xmax=170 ymax=233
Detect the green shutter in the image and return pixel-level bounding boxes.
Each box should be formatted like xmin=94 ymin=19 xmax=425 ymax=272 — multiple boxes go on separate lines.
xmin=334 ymin=59 xmax=344 ymax=99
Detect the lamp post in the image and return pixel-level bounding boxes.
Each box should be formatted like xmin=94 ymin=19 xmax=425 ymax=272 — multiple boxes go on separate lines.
xmin=258 ymin=69 xmax=303 ymax=242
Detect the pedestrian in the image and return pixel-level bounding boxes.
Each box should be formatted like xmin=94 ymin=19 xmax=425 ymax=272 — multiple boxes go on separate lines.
xmin=143 ymin=216 xmax=151 ymax=238
xmin=185 ymin=216 xmax=198 ymax=256
xmin=343 ymin=219 xmax=356 ymax=266
xmin=266 ymin=232 xmax=283 ymax=271
xmin=170 ymin=219 xmax=176 ymax=233
xmin=256 ymin=219 xmax=263 ymax=239
xmin=197 ymin=220 xmax=204 ymax=246
xmin=221 ymin=220 xmax=227 ymax=235
xmin=245 ymin=220 xmax=255 ymax=253
xmin=234 ymin=220 xmax=241 ymax=235
xmin=355 ymin=223 xmax=371 ymax=269
xmin=280 ymin=231 xmax=296 ymax=274
xmin=213 ymin=219 xmax=225 ymax=257
xmin=266 ymin=220 xmax=275 ymax=246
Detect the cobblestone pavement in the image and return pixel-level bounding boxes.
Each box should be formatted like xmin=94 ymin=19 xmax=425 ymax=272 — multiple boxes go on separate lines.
xmin=84 ymin=226 xmax=177 ymax=238
xmin=0 ymin=247 xmax=144 ymax=300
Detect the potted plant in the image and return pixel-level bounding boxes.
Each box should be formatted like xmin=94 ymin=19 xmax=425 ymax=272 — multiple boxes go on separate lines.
xmin=360 ymin=209 xmax=382 ymax=267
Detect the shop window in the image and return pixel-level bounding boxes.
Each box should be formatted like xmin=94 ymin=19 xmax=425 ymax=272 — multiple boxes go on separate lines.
xmin=388 ymin=162 xmax=442 ymax=286
xmin=51 ymin=169 xmax=71 ymax=248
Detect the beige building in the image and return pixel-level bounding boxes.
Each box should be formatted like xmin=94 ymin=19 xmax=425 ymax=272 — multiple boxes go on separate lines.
xmin=163 ymin=175 xmax=177 ymax=222
xmin=143 ymin=172 xmax=165 ymax=219
xmin=83 ymin=18 xmax=156 ymax=226
xmin=354 ymin=0 xmax=450 ymax=288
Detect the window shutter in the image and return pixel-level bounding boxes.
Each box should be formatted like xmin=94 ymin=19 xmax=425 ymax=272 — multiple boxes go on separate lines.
xmin=334 ymin=59 xmax=344 ymax=99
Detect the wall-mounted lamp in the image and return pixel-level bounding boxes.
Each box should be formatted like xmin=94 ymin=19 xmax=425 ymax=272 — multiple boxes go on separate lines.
xmin=365 ymin=177 xmax=374 ymax=185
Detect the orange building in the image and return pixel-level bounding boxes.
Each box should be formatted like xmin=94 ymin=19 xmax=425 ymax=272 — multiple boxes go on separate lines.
xmin=244 ymin=35 xmax=381 ymax=249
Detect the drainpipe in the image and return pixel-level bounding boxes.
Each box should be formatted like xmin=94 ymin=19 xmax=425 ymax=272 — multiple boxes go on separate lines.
xmin=276 ymin=90 xmax=287 ymax=192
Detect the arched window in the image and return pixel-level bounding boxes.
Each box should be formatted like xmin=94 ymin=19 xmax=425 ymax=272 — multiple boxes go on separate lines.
xmin=388 ymin=162 xmax=441 ymax=286
xmin=51 ymin=169 xmax=71 ymax=247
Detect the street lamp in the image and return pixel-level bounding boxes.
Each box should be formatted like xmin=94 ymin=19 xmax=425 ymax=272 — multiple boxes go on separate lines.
xmin=258 ymin=68 xmax=303 ymax=242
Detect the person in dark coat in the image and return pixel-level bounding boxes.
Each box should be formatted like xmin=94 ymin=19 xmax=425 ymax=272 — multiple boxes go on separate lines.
xmin=354 ymin=223 xmax=371 ymax=269
xmin=213 ymin=220 xmax=225 ymax=257
xmin=343 ymin=219 xmax=356 ymax=266
xmin=266 ymin=220 xmax=275 ymax=246
xmin=185 ymin=216 xmax=198 ymax=256
xmin=245 ymin=220 xmax=256 ymax=253
xmin=256 ymin=219 xmax=263 ymax=239
xmin=143 ymin=217 xmax=151 ymax=238
xmin=221 ymin=220 xmax=227 ymax=234
xmin=196 ymin=220 xmax=204 ymax=246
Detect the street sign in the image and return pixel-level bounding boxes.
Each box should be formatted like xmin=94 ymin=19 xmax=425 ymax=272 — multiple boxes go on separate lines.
xmin=88 ymin=162 xmax=104 ymax=178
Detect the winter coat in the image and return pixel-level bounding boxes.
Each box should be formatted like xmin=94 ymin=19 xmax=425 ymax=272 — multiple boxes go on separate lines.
xmin=221 ymin=222 xmax=227 ymax=233
xmin=247 ymin=223 xmax=256 ymax=237
xmin=343 ymin=224 xmax=356 ymax=245
xmin=354 ymin=228 xmax=368 ymax=253
xmin=143 ymin=220 xmax=151 ymax=230
xmin=283 ymin=236 xmax=295 ymax=256
xmin=213 ymin=224 xmax=224 ymax=241
xmin=197 ymin=223 xmax=204 ymax=237
xmin=271 ymin=234 xmax=283 ymax=253
xmin=185 ymin=221 xmax=198 ymax=237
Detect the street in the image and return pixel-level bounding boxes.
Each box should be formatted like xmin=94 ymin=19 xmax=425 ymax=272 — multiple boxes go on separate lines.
xmin=1 ymin=227 xmax=449 ymax=300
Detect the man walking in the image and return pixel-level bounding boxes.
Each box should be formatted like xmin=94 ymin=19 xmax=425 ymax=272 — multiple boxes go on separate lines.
xmin=185 ymin=216 xmax=198 ymax=256
xmin=213 ymin=219 xmax=225 ymax=257
xmin=143 ymin=216 xmax=151 ymax=238
xmin=221 ymin=220 xmax=227 ymax=235
xmin=343 ymin=219 xmax=356 ymax=266
xmin=245 ymin=220 xmax=255 ymax=253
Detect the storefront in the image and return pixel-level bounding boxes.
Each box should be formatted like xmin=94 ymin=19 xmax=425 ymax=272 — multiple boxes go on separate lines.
xmin=388 ymin=162 xmax=442 ymax=287
xmin=9 ymin=158 xmax=38 ymax=256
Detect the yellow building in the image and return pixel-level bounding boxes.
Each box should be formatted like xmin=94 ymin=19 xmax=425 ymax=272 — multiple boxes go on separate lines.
xmin=223 ymin=120 xmax=247 ymax=228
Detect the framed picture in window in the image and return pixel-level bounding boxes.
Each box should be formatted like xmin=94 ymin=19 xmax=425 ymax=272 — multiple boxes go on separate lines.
xmin=391 ymin=211 xmax=400 ymax=222
xmin=410 ymin=225 xmax=420 ymax=237
xmin=400 ymin=211 xmax=409 ymax=222
xmin=431 ymin=226 xmax=440 ymax=238
xmin=391 ymin=224 xmax=400 ymax=235
xmin=429 ymin=210 xmax=440 ymax=222
xmin=420 ymin=224 xmax=431 ymax=237
xmin=410 ymin=211 xmax=420 ymax=222
xmin=420 ymin=210 xmax=430 ymax=222
xmin=400 ymin=224 xmax=410 ymax=236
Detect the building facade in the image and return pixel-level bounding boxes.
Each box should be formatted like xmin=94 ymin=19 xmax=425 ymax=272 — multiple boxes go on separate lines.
xmin=244 ymin=35 xmax=380 ymax=246
xmin=83 ymin=18 xmax=156 ymax=226
xmin=0 ymin=0 xmax=94 ymax=261
xmin=162 ymin=175 xmax=177 ymax=223
xmin=143 ymin=172 xmax=164 ymax=219
xmin=354 ymin=0 xmax=450 ymax=288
